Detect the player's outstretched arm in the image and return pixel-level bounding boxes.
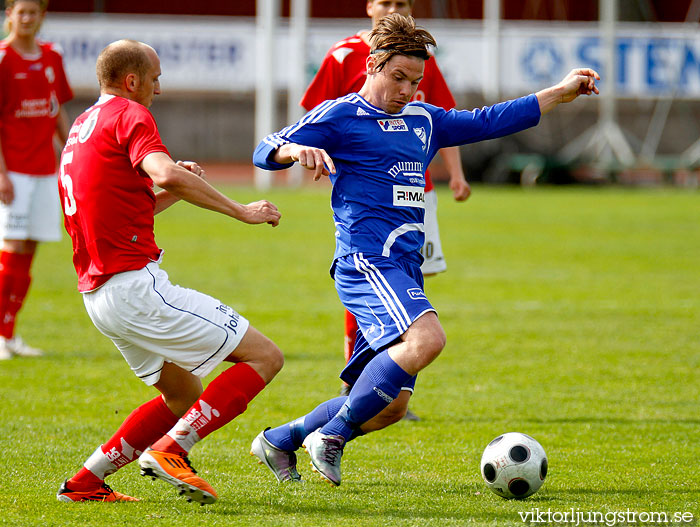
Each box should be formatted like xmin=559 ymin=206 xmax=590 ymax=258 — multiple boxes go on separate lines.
xmin=142 ymin=152 xmax=281 ymax=227
xmin=536 ymin=68 xmax=600 ymax=115
xmin=275 ymin=143 xmax=336 ymax=181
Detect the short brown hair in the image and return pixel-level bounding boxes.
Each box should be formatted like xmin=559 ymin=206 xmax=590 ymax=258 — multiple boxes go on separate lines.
xmin=4 ymin=0 xmax=48 ymax=10
xmin=96 ymin=40 xmax=151 ymax=89
xmin=368 ymin=13 xmax=436 ymax=71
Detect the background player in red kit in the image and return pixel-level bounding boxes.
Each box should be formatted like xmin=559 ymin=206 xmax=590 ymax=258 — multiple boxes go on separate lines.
xmin=56 ymin=39 xmax=283 ymax=505
xmin=0 ymin=0 xmax=72 ymax=359
xmin=301 ymin=0 xmax=470 ymax=416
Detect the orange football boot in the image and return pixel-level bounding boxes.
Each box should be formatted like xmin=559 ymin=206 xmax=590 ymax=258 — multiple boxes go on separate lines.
xmin=138 ymin=449 xmax=217 ymax=505
xmin=56 ymin=480 xmax=140 ymax=502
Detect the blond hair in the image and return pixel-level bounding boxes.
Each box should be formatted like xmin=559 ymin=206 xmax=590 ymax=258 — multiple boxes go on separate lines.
xmin=4 ymin=0 xmax=48 ymax=36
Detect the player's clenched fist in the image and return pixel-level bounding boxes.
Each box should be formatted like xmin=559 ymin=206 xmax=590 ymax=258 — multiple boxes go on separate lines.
xmin=242 ymin=200 xmax=281 ymax=227
xmin=276 ymin=143 xmax=336 ymax=181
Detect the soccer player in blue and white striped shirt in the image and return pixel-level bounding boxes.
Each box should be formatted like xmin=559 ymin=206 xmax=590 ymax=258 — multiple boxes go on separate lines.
xmin=251 ymin=14 xmax=599 ymax=486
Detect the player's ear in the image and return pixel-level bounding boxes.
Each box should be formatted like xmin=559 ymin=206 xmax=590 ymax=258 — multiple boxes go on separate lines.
xmin=366 ymin=55 xmax=377 ymax=75
xmin=124 ymin=72 xmax=138 ymax=93
xmin=366 ymin=1 xmax=374 ymax=18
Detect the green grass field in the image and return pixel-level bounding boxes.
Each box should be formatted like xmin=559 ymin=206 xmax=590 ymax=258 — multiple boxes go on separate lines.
xmin=1 ymin=185 xmax=698 ymax=526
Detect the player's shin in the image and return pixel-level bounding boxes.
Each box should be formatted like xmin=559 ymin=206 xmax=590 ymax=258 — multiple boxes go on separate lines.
xmin=152 ymin=362 xmax=265 ymax=453
xmin=67 ymin=395 xmax=178 ymax=490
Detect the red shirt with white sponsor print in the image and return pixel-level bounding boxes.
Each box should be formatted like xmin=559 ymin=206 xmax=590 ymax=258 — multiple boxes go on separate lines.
xmin=0 ymin=40 xmax=73 ymax=175
xmin=59 ymin=95 xmax=168 ymax=292
xmin=301 ymin=34 xmax=457 ymax=192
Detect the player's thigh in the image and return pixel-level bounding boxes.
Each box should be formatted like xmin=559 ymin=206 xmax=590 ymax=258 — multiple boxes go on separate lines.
xmin=334 ymin=253 xmax=435 ymax=352
xmin=224 ymin=324 xmax=283 ymax=383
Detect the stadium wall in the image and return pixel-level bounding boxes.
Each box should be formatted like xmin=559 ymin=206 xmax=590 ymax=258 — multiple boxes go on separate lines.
xmin=36 ymin=15 xmax=700 ymax=181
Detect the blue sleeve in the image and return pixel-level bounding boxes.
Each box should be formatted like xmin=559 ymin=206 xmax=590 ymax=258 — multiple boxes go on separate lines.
xmin=253 ymin=133 xmax=295 ymax=170
xmin=433 ymin=93 xmax=541 ymax=149
xmin=253 ymin=101 xmax=343 ymax=171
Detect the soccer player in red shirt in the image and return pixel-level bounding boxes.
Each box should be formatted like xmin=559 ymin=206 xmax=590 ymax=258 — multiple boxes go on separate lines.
xmin=302 ymin=0 xmax=471 ymax=417
xmin=56 ymin=40 xmax=283 ymax=505
xmin=0 ymin=0 xmax=72 ymax=359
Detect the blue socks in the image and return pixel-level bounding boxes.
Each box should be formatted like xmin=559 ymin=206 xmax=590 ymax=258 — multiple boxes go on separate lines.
xmin=264 ymin=396 xmax=347 ymax=451
xmin=263 ymin=352 xmax=411 ymax=450
xmin=321 ymin=352 xmax=411 ymax=440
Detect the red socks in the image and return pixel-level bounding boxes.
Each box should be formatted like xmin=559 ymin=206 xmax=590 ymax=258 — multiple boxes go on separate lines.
xmin=69 ymin=364 xmax=265 ymax=490
xmin=0 ymin=251 xmax=33 ymax=339
xmin=69 ymin=396 xmax=178 ymax=490
xmin=344 ymin=309 xmax=358 ymax=364
xmin=152 ymin=362 xmax=266 ymax=454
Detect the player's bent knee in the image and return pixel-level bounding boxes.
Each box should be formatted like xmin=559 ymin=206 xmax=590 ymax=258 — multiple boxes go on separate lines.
xmin=246 ymin=346 xmax=283 ymax=384
xmin=265 ymin=342 xmax=284 ymax=377
xmin=227 ymin=326 xmax=284 ymax=382
xmin=258 ymin=333 xmax=284 ymax=377
xmin=252 ymin=341 xmax=284 ymax=383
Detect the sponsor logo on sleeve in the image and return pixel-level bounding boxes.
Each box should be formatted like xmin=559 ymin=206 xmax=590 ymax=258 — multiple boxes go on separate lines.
xmin=407 ymin=288 xmax=427 ymax=300
xmin=393 ymin=185 xmax=425 ymax=208
xmin=378 ymin=118 xmax=408 ymax=132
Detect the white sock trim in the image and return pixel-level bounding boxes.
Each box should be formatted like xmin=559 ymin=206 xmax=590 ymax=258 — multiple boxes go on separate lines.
xmin=84 ymin=445 xmax=117 ymax=480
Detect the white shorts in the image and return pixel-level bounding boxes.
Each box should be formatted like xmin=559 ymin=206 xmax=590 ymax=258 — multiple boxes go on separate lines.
xmin=83 ymin=262 xmax=250 ymax=386
xmin=0 ymin=172 xmax=62 ymax=242
xmin=420 ymin=189 xmax=446 ymax=275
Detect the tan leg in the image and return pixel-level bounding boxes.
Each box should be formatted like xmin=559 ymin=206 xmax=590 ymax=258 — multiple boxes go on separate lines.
xmin=153 ymin=361 xmax=203 ymax=417
xmin=360 ymin=390 xmax=411 ymax=433
xmin=223 ymin=324 xmax=283 ymax=384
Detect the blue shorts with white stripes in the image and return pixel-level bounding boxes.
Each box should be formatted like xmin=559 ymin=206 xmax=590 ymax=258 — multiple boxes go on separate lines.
xmin=333 ymin=252 xmax=436 ymax=386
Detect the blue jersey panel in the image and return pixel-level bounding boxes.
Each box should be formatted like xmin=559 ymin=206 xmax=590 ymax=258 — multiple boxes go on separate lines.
xmin=253 ymin=93 xmax=541 ymax=264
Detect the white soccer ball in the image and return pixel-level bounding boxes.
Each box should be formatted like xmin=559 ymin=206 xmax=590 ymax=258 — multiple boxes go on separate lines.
xmin=480 ymin=432 xmax=548 ymax=499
